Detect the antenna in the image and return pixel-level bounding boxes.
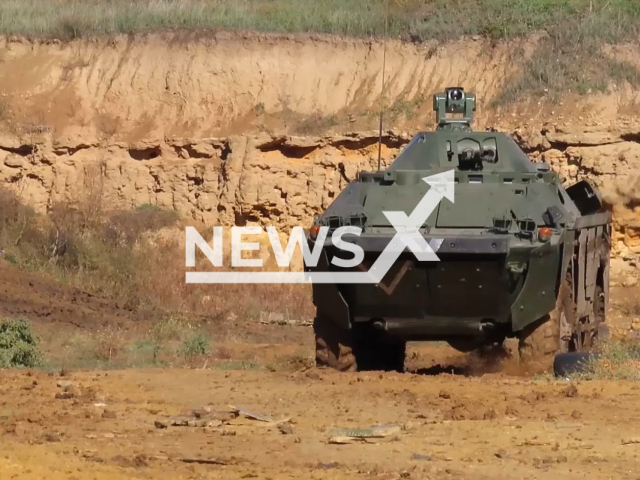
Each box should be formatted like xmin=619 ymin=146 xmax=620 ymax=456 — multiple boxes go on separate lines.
xmin=376 ymin=0 xmax=390 ymax=172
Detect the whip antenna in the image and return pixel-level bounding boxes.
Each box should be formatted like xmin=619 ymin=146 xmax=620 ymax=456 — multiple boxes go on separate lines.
xmin=376 ymin=0 xmax=390 ymax=172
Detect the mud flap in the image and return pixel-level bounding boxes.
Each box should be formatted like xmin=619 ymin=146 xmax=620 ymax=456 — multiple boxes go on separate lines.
xmin=511 ymin=240 xmax=560 ymax=332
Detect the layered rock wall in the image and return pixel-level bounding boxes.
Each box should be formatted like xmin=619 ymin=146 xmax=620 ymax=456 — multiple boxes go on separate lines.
xmin=1 ymin=122 xmax=639 ymax=269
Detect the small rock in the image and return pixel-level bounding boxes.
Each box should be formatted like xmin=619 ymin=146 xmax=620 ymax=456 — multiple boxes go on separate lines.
xmin=438 ymin=390 xmax=451 ymax=399
xmin=154 ymin=420 xmax=168 ymax=429
xmin=411 ymin=453 xmax=432 ymax=461
xmin=55 ymin=392 xmax=75 ymax=400
xmin=571 ymin=410 xmax=582 ymax=419
xmin=43 ymin=432 xmax=61 ymax=442
xmin=565 ymin=384 xmax=578 ymax=397
xmin=192 ymin=408 xmax=211 ymax=418
xmin=102 ymin=410 xmax=117 ymax=419
xmin=305 ymin=370 xmax=321 ymax=381
xmin=278 ymin=423 xmax=293 ymax=435
xmin=483 ymin=408 xmax=497 ymax=420
xmin=57 ymin=380 xmax=74 ymax=388
xmin=505 ymin=406 xmax=518 ymax=417
xmin=495 ymin=449 xmax=508 ymax=459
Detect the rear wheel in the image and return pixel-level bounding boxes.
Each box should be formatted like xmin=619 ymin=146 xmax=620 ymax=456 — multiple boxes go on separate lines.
xmin=314 ymin=315 xmax=405 ymax=372
xmin=518 ymin=268 xmax=607 ymax=372
xmin=571 ymin=283 xmax=605 ymax=351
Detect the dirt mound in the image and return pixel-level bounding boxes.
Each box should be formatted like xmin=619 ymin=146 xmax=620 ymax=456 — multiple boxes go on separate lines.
xmin=0 ymin=261 xmax=138 ymax=328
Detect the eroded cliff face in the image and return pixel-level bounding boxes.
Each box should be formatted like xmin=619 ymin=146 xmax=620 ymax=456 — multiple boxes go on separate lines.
xmin=1 ymin=120 xmax=639 ymax=273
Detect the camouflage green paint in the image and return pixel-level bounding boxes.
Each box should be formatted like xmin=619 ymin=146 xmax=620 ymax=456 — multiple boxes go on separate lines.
xmin=305 ymin=88 xmax=611 ymax=346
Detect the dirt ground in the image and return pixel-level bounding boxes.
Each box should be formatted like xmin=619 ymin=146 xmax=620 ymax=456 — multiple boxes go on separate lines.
xmin=1 ymin=261 xmax=640 ymax=480
xmin=3 ymin=362 xmax=640 ymax=480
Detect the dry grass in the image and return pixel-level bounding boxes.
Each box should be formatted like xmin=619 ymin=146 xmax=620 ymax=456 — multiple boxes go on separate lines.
xmin=0 ymin=185 xmax=314 ymax=325
xmin=494 ymin=11 xmax=640 ymax=105
xmin=0 ymin=184 xmax=315 ymax=371
xmin=0 ymin=0 xmax=636 ymax=43
xmin=564 ymin=336 xmax=640 ymax=381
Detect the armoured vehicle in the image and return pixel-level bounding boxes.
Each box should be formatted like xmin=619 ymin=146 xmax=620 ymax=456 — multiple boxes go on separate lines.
xmin=304 ymin=87 xmax=611 ymax=372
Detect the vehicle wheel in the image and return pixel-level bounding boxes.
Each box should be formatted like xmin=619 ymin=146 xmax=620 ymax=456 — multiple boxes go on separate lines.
xmin=518 ymin=277 xmax=573 ymax=372
xmin=313 ymin=315 xmax=405 ymax=372
xmin=553 ymin=351 xmax=596 ymax=377
xmin=314 ymin=315 xmax=356 ymax=372
xmin=573 ymin=283 xmax=605 ymax=351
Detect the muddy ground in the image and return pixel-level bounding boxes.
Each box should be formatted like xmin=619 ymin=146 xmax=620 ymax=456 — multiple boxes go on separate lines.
xmin=1 ymin=261 xmax=640 ymax=480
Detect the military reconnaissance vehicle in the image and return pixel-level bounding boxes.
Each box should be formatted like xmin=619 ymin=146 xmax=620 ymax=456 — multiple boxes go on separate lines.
xmin=305 ymin=87 xmax=611 ymax=372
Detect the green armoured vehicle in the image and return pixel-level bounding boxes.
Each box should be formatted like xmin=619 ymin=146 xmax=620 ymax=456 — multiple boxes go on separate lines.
xmin=304 ymin=87 xmax=611 ymax=372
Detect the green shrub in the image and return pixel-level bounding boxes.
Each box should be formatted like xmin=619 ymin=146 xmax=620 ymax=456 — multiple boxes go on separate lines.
xmin=179 ymin=331 xmax=210 ymax=361
xmin=0 ymin=317 xmax=43 ymax=368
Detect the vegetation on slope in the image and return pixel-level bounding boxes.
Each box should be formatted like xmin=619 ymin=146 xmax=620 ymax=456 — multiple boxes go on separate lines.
xmin=0 ymin=0 xmax=637 ymax=42
xmin=0 ymin=186 xmax=313 ymax=323
xmin=1 ymin=1 xmax=639 ymax=103
xmin=0 ymin=185 xmax=314 ymax=369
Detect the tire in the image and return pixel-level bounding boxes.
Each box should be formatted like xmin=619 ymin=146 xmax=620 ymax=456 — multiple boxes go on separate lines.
xmin=314 ymin=315 xmax=406 ymax=372
xmin=553 ymin=351 xmax=596 ymax=377
xmin=518 ymin=279 xmax=571 ymax=372
xmin=314 ymin=315 xmax=356 ymax=372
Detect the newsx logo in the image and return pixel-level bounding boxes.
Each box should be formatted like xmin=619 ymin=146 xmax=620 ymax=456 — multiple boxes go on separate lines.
xmin=185 ymin=170 xmax=454 ymax=284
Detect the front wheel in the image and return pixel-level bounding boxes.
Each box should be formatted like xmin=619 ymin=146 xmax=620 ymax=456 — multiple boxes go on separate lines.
xmin=314 ymin=315 xmax=405 ymax=372
xmin=518 ymin=279 xmax=572 ymax=372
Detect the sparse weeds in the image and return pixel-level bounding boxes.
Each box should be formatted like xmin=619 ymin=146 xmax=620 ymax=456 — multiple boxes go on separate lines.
xmin=0 ymin=185 xmax=315 ymax=370
xmin=493 ymin=5 xmax=640 ymax=104
xmin=293 ymin=113 xmax=340 ymax=135
xmin=0 ymin=188 xmax=182 ymax=309
xmin=566 ymin=337 xmax=640 ymax=381
xmin=387 ymin=95 xmax=425 ymax=122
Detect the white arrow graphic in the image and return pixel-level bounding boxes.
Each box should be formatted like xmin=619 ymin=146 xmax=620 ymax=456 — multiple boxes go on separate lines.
xmin=186 ymin=169 xmax=455 ymax=284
